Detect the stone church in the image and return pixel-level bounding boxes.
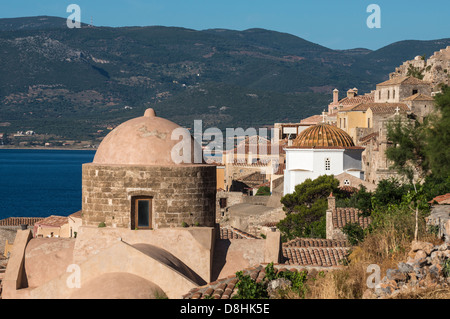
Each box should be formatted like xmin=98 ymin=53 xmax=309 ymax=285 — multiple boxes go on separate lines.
xmin=283 ymin=123 xmax=364 ymax=195
xmin=2 ymin=109 xmax=280 ymax=299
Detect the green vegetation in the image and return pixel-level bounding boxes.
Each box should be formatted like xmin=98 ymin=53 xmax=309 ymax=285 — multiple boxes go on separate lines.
xmin=232 ymin=263 xmax=310 ymax=299
xmin=0 ymin=16 xmax=449 ymax=141
xmin=406 ymin=64 xmax=424 ymax=79
xmin=233 ymin=271 xmax=267 ymax=299
xmin=255 ymin=186 xmax=271 ymax=196
xmin=278 ymin=175 xmax=339 ymax=240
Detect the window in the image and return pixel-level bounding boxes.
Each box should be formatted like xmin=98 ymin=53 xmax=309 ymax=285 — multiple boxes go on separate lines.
xmin=387 ymin=90 xmax=390 ymax=99
xmin=219 ymin=198 xmax=227 ymax=209
xmin=393 ymin=90 xmax=396 ymax=99
xmin=132 ymin=196 xmax=152 ymax=229
xmin=344 ymin=179 xmax=350 ymax=186
xmin=412 ymin=89 xmax=418 ymax=95
xmin=325 ymin=158 xmax=331 ymax=171
xmin=379 ymin=91 xmax=381 ymax=100
xmin=367 ymin=117 xmax=371 ymax=128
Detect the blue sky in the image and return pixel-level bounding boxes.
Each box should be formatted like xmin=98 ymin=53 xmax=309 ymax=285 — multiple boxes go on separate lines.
xmin=1 ymin=0 xmax=449 ymax=50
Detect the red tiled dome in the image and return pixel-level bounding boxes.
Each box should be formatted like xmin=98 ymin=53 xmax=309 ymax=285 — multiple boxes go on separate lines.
xmin=293 ymin=123 xmax=355 ymax=148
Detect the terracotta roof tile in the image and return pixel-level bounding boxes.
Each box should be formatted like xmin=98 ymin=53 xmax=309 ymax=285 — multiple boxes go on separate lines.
xmin=0 ymin=217 xmax=44 ymax=227
xmin=359 ymin=132 xmax=379 ymax=144
xmin=283 ymin=238 xmax=348 ymax=248
xmin=376 ymin=76 xmax=429 ymax=86
xmin=336 ymin=92 xmax=375 ymax=107
xmin=219 ymin=226 xmax=260 ymax=239
xmin=35 ymin=215 xmax=68 ymax=228
xmin=282 ymin=247 xmax=349 ymax=267
xmin=300 ymin=115 xmax=322 ymax=125
xmin=332 ymin=208 xmax=371 ymax=229
xmin=429 ymin=193 xmax=450 ymax=205
xmin=403 ymin=93 xmax=434 ymax=101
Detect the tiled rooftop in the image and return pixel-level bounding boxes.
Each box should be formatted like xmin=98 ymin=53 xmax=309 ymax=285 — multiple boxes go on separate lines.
xmin=219 ymin=226 xmax=260 ymax=240
xmin=376 ymin=76 xmax=428 ymax=86
xmin=0 ymin=217 xmax=44 ymax=227
xmin=283 ymin=237 xmax=348 ymax=248
xmin=332 ymin=208 xmax=372 ymax=229
xmin=282 ymin=246 xmax=349 ymax=267
xmin=429 ymin=193 xmax=450 ymax=205
xmin=35 ymin=215 xmax=68 ymax=228
xmin=183 ymin=265 xmax=324 ymax=299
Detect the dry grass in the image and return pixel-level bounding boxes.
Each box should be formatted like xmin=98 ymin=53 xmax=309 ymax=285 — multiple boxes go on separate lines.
xmin=305 ymin=216 xmax=442 ymax=299
xmin=388 ymin=287 xmax=450 ymax=299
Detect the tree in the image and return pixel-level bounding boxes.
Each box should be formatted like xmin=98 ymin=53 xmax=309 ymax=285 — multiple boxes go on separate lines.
xmin=386 ymin=116 xmax=430 ymax=241
xmin=386 ymin=116 xmax=429 ymax=184
xmin=425 ymin=85 xmax=450 ymax=179
xmin=406 ymin=64 xmax=424 ymax=80
xmin=278 ymin=175 xmax=340 ymax=240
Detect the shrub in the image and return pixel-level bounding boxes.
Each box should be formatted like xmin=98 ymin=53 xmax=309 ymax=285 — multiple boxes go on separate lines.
xmin=233 ymin=271 xmax=268 ymax=299
xmin=255 ymin=186 xmax=271 ymax=196
xmin=342 ymin=222 xmax=365 ymax=246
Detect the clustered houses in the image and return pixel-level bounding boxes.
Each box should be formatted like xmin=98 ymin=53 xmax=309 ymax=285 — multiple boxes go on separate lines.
xmin=324 ymin=74 xmax=436 ymax=185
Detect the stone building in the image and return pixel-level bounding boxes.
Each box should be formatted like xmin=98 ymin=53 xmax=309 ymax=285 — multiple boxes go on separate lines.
xmin=2 ymin=109 xmax=284 ymax=299
xmin=82 ymin=108 xmax=216 ymax=229
xmin=332 ymin=76 xmax=435 ymax=185
xmin=325 ymin=194 xmax=371 ymax=241
xmin=390 ymin=46 xmax=450 ymax=90
xmin=374 ymin=76 xmax=431 ymax=103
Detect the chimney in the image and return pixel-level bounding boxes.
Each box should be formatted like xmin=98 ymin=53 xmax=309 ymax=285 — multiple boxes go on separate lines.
xmin=328 ymin=192 xmax=336 ymax=211
xmin=333 ymin=88 xmax=339 ymax=104
xmin=326 ymin=192 xmax=335 ymax=240
xmin=353 ymin=87 xmax=358 ymax=96
xmin=347 ymin=89 xmax=356 ymax=98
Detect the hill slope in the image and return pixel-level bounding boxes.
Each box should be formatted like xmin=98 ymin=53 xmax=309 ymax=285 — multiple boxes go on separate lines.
xmin=0 ymin=16 xmax=449 ymax=141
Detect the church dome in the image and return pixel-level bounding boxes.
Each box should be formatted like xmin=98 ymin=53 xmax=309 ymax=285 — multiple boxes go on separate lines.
xmin=293 ymin=123 xmax=355 ymax=148
xmin=93 ymin=108 xmax=200 ymax=166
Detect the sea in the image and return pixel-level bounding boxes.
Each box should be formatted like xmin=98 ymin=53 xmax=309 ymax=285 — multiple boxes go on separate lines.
xmin=0 ymin=149 xmax=222 ymax=220
xmin=0 ymin=149 xmax=95 ymax=220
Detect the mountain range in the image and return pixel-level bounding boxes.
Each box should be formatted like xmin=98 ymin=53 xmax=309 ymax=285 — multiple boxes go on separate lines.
xmin=0 ymin=15 xmax=449 ymax=141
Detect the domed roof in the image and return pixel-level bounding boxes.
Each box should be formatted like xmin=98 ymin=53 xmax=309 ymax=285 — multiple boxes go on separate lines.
xmin=69 ymin=272 xmax=165 ymax=299
xmin=293 ymin=123 xmax=355 ymax=148
xmin=93 ymin=108 xmax=201 ymax=166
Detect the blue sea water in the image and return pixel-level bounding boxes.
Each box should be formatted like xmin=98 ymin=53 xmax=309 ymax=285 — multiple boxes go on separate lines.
xmin=0 ymin=149 xmax=95 ymax=219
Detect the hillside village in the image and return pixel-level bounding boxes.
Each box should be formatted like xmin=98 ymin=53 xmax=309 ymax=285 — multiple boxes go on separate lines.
xmin=0 ymin=46 xmax=449 ymax=300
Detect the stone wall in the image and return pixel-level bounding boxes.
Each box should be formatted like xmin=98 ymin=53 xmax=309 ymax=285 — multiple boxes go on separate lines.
xmin=82 ymin=163 xmax=216 ymax=229
xmin=0 ymin=226 xmax=34 ymax=257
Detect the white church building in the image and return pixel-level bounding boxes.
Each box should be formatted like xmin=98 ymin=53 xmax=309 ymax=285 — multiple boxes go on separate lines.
xmin=284 ymin=123 xmax=365 ymax=195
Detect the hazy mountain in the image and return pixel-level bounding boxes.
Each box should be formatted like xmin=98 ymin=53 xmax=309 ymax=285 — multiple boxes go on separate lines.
xmin=0 ymin=16 xmax=449 ymax=141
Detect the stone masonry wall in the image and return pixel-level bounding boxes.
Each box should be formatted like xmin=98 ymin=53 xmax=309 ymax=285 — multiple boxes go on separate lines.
xmin=82 ymin=163 xmax=216 ymax=229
